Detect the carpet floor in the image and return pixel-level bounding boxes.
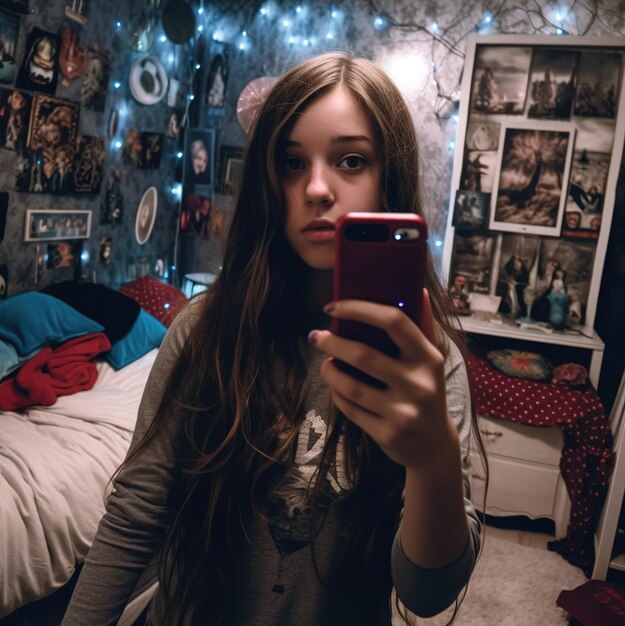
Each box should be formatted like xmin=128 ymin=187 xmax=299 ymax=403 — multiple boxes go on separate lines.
xmin=394 ymin=530 xmax=588 ymax=625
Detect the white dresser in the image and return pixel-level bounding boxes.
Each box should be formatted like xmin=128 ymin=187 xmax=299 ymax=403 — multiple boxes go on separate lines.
xmin=470 ymin=414 xmax=570 ymax=538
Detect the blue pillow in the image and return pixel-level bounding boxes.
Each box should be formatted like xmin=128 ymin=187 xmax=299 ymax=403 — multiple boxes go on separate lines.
xmin=105 ymin=309 xmax=166 ymax=369
xmin=0 ymin=340 xmax=40 ymax=380
xmin=0 ymin=292 xmax=104 ymax=356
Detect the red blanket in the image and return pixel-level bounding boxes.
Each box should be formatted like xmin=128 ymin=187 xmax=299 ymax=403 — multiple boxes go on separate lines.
xmin=468 ymin=354 xmax=614 ymax=577
xmin=0 ymin=333 xmax=111 ymax=410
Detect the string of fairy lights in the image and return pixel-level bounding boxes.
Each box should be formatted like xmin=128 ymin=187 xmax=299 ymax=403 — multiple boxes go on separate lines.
xmin=102 ymin=0 xmax=619 ymax=265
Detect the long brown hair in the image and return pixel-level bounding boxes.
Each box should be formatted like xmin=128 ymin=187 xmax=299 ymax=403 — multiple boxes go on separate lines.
xmin=124 ymin=52 xmax=483 ymax=624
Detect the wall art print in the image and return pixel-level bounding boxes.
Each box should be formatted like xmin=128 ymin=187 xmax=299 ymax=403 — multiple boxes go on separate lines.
xmin=470 ymin=45 xmax=532 ymax=115
xmin=180 ymin=189 xmax=211 ymax=237
xmin=122 ymin=130 xmax=163 ymax=169
xmin=0 ymin=8 xmax=20 ymax=85
xmin=16 ymin=27 xmax=61 ymax=94
xmin=25 ymin=209 xmax=91 ymax=242
xmin=182 ymin=127 xmax=215 ymax=186
xmin=490 ymin=121 xmax=575 ymax=236
xmin=525 ymin=48 xmax=578 ymax=119
xmin=216 ymin=144 xmax=243 ymax=194
xmin=80 ymin=43 xmax=110 ymax=112
xmin=0 ymin=88 xmax=32 ymax=151
xmin=59 ymin=21 xmax=86 ymax=87
xmin=46 ymin=240 xmax=83 ymax=271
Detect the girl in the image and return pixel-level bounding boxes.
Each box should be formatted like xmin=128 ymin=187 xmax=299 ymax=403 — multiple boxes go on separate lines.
xmin=63 ymin=52 xmax=482 ymax=625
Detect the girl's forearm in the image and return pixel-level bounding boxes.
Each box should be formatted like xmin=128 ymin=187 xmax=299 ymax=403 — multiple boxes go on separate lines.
xmin=399 ymin=416 xmax=470 ymax=569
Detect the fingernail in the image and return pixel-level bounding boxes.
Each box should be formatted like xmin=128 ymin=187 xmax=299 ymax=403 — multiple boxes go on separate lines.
xmin=308 ymin=330 xmax=320 ymax=344
xmin=323 ymin=302 xmax=335 ymax=314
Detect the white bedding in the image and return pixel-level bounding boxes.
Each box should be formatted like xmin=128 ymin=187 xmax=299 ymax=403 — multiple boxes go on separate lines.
xmin=0 ymin=349 xmax=158 ymax=618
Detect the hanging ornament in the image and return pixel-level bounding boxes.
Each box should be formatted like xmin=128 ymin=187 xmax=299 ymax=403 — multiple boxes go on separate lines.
xmin=236 ymin=76 xmax=279 ymax=134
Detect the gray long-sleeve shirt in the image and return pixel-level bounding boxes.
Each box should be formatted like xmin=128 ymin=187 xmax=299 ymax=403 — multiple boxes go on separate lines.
xmin=62 ymin=298 xmax=480 ymax=625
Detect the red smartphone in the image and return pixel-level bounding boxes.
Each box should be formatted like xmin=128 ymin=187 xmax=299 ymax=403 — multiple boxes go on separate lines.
xmin=332 ymin=212 xmax=428 ymax=386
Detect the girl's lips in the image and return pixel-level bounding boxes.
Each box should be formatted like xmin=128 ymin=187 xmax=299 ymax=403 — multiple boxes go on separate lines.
xmin=301 ymin=227 xmax=335 ymax=242
xmin=301 ymin=219 xmax=335 ymax=242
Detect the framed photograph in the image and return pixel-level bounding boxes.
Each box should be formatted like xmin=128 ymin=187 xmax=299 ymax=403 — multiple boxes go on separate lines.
xmin=0 ymin=9 xmax=20 ymax=85
xmin=183 ymin=128 xmax=215 ymax=186
xmin=465 ymin=120 xmax=500 ymax=152
xmin=180 ymin=188 xmax=211 ymax=237
xmin=122 ymin=130 xmax=163 ymax=169
xmin=46 ymin=240 xmax=82 ymax=270
xmin=216 ymin=144 xmax=243 ymax=194
xmin=459 ymin=150 xmax=497 ymax=193
xmin=205 ymin=41 xmax=230 ymax=111
xmin=27 ymin=93 xmax=79 ymax=152
xmin=448 ymin=231 xmax=497 ymax=297
xmin=525 ymin=48 xmax=578 ymax=119
xmin=443 ymin=34 xmax=625 ymax=334
xmin=563 ymin=128 xmax=611 ymax=239
xmin=575 ymin=50 xmax=621 ymax=118
xmin=489 ymin=120 xmax=575 ymax=236
xmin=495 ymin=233 xmax=541 ymax=317
xmin=80 ymin=43 xmax=111 ymax=112
xmin=0 ymin=88 xmax=32 ymax=151
xmin=470 ymin=45 xmax=532 ymax=115
xmin=452 ymin=190 xmax=490 ymax=229
xmin=24 ymin=209 xmax=92 ymax=242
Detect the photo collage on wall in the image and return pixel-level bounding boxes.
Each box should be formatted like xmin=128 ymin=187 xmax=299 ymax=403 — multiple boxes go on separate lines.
xmin=449 ymin=41 xmax=624 ymax=327
xmin=176 ymin=39 xmax=233 ymax=238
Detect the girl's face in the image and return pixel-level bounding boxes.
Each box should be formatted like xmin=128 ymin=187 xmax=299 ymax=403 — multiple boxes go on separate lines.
xmin=281 ymin=84 xmax=382 ymax=270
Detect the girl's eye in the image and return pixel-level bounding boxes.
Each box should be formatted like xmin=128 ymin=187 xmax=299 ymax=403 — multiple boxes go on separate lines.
xmin=285 ymin=156 xmax=304 ymax=171
xmin=338 ymin=155 xmax=365 ymax=170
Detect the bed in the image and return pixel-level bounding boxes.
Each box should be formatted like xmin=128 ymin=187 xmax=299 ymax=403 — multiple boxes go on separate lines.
xmin=0 ymin=277 xmax=187 ymax=621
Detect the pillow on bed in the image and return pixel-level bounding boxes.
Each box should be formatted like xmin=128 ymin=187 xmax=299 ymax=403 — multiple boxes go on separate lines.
xmin=105 ymin=309 xmax=167 ymax=369
xmin=0 ymin=292 xmax=104 ymax=356
xmin=0 ymin=341 xmax=40 ymax=380
xmin=119 ymin=276 xmax=187 ymax=327
xmin=41 ymin=281 xmax=141 ymax=343
xmin=486 ymin=349 xmax=553 ymax=382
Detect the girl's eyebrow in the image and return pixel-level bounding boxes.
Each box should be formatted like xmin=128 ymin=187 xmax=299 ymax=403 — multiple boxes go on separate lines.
xmin=285 ymin=135 xmax=373 ymax=147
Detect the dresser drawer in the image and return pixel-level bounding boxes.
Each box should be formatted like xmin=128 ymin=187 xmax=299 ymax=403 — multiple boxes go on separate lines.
xmin=473 ymin=414 xmax=563 ymax=466
xmin=470 ymin=452 xmax=562 ymax=519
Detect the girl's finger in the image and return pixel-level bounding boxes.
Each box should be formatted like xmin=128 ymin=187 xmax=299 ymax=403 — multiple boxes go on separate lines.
xmin=325 ymin=297 xmax=440 ymax=362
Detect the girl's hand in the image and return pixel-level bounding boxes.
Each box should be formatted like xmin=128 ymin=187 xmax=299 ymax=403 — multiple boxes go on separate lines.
xmin=309 ymin=289 xmax=457 ymax=470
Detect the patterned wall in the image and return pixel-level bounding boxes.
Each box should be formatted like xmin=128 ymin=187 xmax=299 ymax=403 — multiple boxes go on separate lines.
xmin=0 ymin=0 xmax=191 ymax=296
xmin=0 ymin=0 xmax=623 ymax=406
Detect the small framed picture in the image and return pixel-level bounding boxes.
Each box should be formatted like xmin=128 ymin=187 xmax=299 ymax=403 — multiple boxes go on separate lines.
xmin=46 ymin=240 xmax=82 ymax=270
xmin=24 ymin=209 xmax=92 ymax=242
xmin=470 ymin=45 xmax=532 ymax=115
xmin=489 ymin=120 xmax=575 ymax=236
xmin=183 ymin=128 xmax=215 ymax=186
xmin=216 ymin=144 xmax=243 ymax=194
xmin=452 ymin=190 xmax=490 ymax=230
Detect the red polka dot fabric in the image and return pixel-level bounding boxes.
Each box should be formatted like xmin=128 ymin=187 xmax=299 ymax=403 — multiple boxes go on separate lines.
xmin=120 ymin=276 xmax=187 ymax=327
xmin=468 ymin=353 xmax=614 ymax=577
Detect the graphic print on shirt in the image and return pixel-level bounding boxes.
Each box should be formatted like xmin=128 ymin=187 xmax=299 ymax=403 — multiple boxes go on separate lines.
xmin=266 ymin=409 xmax=350 ymax=557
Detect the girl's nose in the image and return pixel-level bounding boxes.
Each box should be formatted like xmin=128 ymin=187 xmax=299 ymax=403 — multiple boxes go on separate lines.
xmin=305 ymin=162 xmax=334 ymax=207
